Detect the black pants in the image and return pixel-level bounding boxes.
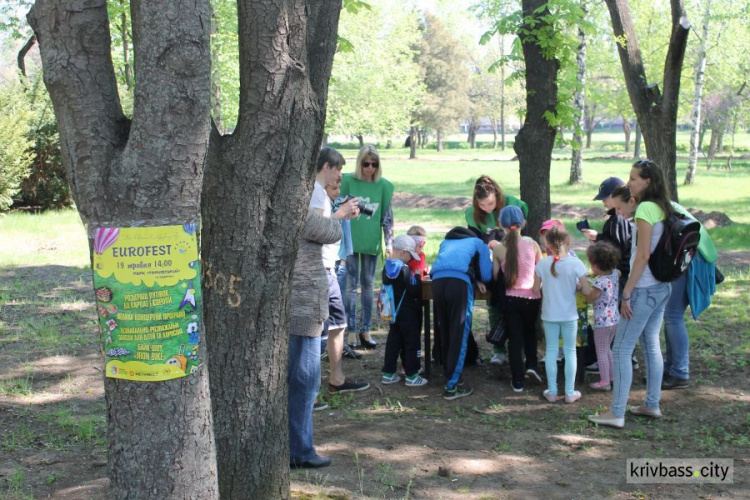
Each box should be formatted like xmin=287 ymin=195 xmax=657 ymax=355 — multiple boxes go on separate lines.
xmin=382 ymin=312 xmax=422 ymax=377
xmin=505 ymin=295 xmax=541 ymax=385
xmin=433 ymin=278 xmax=474 ymax=390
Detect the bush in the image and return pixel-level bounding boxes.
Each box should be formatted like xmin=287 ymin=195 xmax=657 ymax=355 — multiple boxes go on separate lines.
xmin=0 ymin=83 xmax=33 ymax=210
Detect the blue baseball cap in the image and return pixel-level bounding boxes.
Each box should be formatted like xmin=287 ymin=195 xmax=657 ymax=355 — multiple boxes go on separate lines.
xmin=499 ymin=205 xmax=525 ymax=229
xmin=594 ymin=177 xmax=624 ymax=200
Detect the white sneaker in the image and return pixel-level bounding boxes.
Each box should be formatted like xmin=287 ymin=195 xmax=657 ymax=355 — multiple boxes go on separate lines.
xmin=588 ymin=411 xmax=625 ymax=428
xmin=405 ymin=374 xmax=428 ymax=387
xmin=381 ymin=373 xmax=401 ymax=385
xmin=490 ymin=353 xmax=508 ymax=365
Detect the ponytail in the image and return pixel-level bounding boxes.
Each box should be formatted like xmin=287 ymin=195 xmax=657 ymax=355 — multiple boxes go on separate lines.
xmin=545 ymin=226 xmax=569 ymax=278
xmin=503 ymin=228 xmax=520 ymax=289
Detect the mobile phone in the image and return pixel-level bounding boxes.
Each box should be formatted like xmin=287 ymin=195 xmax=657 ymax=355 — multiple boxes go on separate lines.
xmin=576 ymin=219 xmax=590 ymax=232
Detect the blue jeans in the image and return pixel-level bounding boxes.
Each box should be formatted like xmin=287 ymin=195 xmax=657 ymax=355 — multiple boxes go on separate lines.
xmin=663 ymin=272 xmax=689 ymax=380
xmin=345 ymin=253 xmax=378 ymax=334
xmin=611 ymin=282 xmax=671 ymax=417
xmin=288 ymin=335 xmax=321 ymax=462
xmin=542 ymin=320 xmax=578 ymax=396
xmin=335 ymin=260 xmax=347 ymax=300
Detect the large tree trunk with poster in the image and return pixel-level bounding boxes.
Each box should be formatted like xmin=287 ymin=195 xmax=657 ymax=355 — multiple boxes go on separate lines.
xmin=603 ymin=0 xmax=690 ymax=201
xmin=514 ymin=0 xmax=559 ymax=237
xmin=200 ymin=1 xmax=342 ymax=498
xmin=27 ymin=0 xmax=219 ymax=498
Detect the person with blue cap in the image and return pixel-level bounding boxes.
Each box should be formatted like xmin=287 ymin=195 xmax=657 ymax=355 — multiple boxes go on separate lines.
xmin=492 ymin=205 xmax=543 ymax=392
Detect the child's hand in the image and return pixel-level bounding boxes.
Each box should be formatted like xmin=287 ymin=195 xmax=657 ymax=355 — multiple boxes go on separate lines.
xmin=488 ymin=240 xmax=500 ymax=249
xmin=580 ymin=229 xmax=597 ymax=242
xmin=477 ymin=282 xmax=487 ymax=294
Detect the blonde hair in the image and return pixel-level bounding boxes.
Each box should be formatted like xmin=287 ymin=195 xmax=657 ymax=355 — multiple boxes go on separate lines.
xmin=544 ymin=225 xmax=570 ymax=278
xmin=354 ymin=145 xmax=382 ymax=182
xmin=407 ymin=225 xmax=427 ymax=237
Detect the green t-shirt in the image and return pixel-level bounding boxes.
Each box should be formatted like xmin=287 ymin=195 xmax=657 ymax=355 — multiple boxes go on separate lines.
xmin=464 ymin=194 xmax=529 ymax=234
xmin=340 ymin=174 xmax=394 ymax=256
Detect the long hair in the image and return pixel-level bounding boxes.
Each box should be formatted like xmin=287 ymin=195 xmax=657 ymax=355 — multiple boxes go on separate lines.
xmin=632 ymin=159 xmax=671 ymax=219
xmin=354 ymin=145 xmax=382 ymax=182
xmin=472 ymin=175 xmax=505 ymax=227
xmin=545 ymin=225 xmax=570 ymax=278
xmin=610 ymin=185 xmax=631 ymax=204
xmin=503 ymin=227 xmax=521 ymax=289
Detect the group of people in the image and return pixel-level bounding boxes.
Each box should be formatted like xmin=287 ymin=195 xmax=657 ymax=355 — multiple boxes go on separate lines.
xmin=288 ymin=146 xmax=720 ymax=470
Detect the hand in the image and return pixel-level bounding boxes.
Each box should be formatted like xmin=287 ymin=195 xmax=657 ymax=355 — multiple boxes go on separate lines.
xmin=477 ymin=282 xmax=487 ymax=294
xmin=620 ymin=298 xmax=632 ymax=320
xmin=335 ymin=197 xmax=360 ymax=220
xmin=488 ymin=240 xmax=500 ymax=249
xmin=580 ymin=229 xmax=597 ymax=242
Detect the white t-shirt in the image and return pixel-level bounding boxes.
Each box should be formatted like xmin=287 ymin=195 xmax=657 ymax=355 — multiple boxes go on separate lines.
xmin=630 ymin=201 xmax=665 ymax=288
xmin=310 ymin=181 xmax=340 ymax=268
xmin=536 ymin=255 xmax=588 ymax=322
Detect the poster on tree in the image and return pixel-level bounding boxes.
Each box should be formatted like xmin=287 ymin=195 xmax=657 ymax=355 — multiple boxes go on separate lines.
xmin=92 ymin=223 xmax=201 ymax=381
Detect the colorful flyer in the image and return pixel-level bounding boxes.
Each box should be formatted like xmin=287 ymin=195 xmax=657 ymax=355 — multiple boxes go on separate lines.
xmin=92 ymin=223 xmax=201 ymax=381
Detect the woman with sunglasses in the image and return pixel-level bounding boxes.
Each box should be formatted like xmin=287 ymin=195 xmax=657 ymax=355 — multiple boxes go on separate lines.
xmin=340 ymin=145 xmax=394 ymax=349
xmin=589 ymin=160 xmax=672 ymax=429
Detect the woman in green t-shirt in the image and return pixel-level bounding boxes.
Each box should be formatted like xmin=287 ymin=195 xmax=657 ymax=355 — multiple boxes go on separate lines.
xmin=589 ymin=160 xmax=672 ymax=429
xmin=340 ymin=145 xmax=394 ymax=349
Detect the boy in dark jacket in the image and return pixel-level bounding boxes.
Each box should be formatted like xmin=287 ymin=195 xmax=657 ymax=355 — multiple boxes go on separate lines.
xmin=381 ymin=235 xmax=427 ymax=387
xmin=431 ymin=227 xmax=492 ymax=400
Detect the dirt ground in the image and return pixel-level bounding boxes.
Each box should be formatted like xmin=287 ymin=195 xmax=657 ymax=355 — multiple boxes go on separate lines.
xmin=1 ymin=202 xmax=749 ymax=499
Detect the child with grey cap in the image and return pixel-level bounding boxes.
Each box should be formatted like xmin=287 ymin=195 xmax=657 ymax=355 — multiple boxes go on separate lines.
xmin=380 ymin=235 xmax=428 ymax=387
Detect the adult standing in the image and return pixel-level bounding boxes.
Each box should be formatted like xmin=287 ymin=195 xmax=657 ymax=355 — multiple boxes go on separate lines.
xmin=662 ymin=202 xmax=718 ymax=390
xmin=310 ymin=148 xmax=370 ymax=394
xmin=589 ymin=160 xmax=672 ymax=429
xmin=464 ymin=175 xmax=528 ymax=366
xmin=288 ymin=209 xmax=342 ymax=469
xmin=340 ymin=145 xmax=394 ymax=349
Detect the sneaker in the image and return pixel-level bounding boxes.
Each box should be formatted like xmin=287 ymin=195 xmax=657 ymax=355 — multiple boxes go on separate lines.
xmin=490 ymin=353 xmax=508 ymax=365
xmin=328 ymin=379 xmax=370 ymax=394
xmin=585 ymin=362 xmax=599 ymax=373
xmin=564 ymin=391 xmax=582 ymax=404
xmin=511 ymin=381 xmax=524 ymax=393
xmin=313 ymin=400 xmax=329 ymax=411
xmin=588 ymin=411 xmax=625 ymax=428
xmin=343 ymin=344 xmax=362 ymax=360
xmin=526 ymin=366 xmax=542 ymax=383
xmin=629 ymin=405 xmax=663 ymax=419
xmin=542 ymin=389 xmax=558 ymax=403
xmin=405 ymin=374 xmax=428 ymax=387
xmin=381 ymin=373 xmax=401 ymax=385
xmin=631 ymin=355 xmax=640 ymax=371
xmin=661 ymin=374 xmax=689 ymax=390
xmin=443 ymin=383 xmax=473 ymax=400
xmin=589 ymin=381 xmax=612 ymax=391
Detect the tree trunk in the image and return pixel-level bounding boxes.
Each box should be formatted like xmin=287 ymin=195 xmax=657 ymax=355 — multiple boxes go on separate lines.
xmin=28 ymin=0 xmax=219 ymax=498
xmin=622 ymin=116 xmax=631 ymax=152
xmin=409 ymin=126 xmax=417 ymax=159
xmin=492 ymin=119 xmax=498 ymax=149
xmin=437 ymin=129 xmax=444 ymax=151
xmin=584 ymin=103 xmax=595 ymax=149
xmin=467 ymin=119 xmax=479 ymax=148
xmin=16 ymin=35 xmax=37 ymax=79
xmin=634 ymin=120 xmax=642 ymax=159
xmin=119 ymin=0 xmax=132 ymax=89
xmin=514 ymin=0 xmax=559 ymax=236
xmin=356 ymin=134 xmax=364 ymax=147
xmin=716 ymin=128 xmax=723 ymax=153
xmin=604 ymin=0 xmax=690 ymax=201
xmin=570 ymin=16 xmax=587 ymax=185
xmin=685 ymin=0 xmax=711 ymax=185
xmin=201 ymin=1 xmax=342 ymax=498
xmin=707 ymin=127 xmax=718 ymax=167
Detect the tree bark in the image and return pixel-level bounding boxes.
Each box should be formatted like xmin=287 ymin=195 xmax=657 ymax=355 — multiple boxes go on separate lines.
xmin=604 ymin=0 xmax=690 ymax=201
xmin=584 ymin=103 xmax=597 ymax=149
xmin=16 ymin=35 xmax=37 ymax=79
xmin=622 ymin=116 xmax=631 ymax=152
xmin=201 ymin=1 xmax=343 ymax=498
xmin=356 ymin=134 xmax=364 ymax=147
xmin=514 ymin=0 xmax=558 ymax=236
xmin=28 ymin=0 xmax=218 ymax=498
xmin=467 ymin=119 xmax=479 ymax=148
xmin=634 ymin=120 xmax=642 ymax=159
xmin=685 ymin=0 xmax=711 ymax=185
xmin=707 ymin=127 xmax=718 ymax=166
xmin=492 ymin=119 xmax=498 ymax=149
xmin=437 ymin=129 xmax=444 ymax=151
xmin=569 ymin=15 xmax=587 ymax=185
xmin=409 ymin=126 xmax=417 ymax=159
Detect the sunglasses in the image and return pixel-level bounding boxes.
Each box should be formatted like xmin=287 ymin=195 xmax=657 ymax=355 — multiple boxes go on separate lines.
xmin=634 ymin=159 xmax=655 ymax=176
xmin=362 ymin=161 xmax=379 ymax=168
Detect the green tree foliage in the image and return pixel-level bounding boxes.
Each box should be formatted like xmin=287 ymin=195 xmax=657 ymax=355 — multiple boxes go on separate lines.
xmin=0 ymin=81 xmax=33 ymax=210
xmin=414 ymin=12 xmax=471 ymax=149
xmin=326 ymin=0 xmax=423 ymax=141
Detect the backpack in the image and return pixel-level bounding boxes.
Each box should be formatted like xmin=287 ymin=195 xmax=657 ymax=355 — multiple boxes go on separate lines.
xmin=648 ymin=211 xmax=701 ymax=282
xmin=377 ymin=283 xmax=406 ymax=324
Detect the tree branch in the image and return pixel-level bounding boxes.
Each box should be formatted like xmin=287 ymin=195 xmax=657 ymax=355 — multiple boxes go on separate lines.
xmin=661 ymin=0 xmax=690 ymax=115
xmin=16 ymin=34 xmax=36 ymax=79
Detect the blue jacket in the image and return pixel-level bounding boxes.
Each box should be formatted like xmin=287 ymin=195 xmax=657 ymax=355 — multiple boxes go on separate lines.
xmin=431 ymin=236 xmax=492 ymax=286
xmin=687 ymin=253 xmax=715 ymax=320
